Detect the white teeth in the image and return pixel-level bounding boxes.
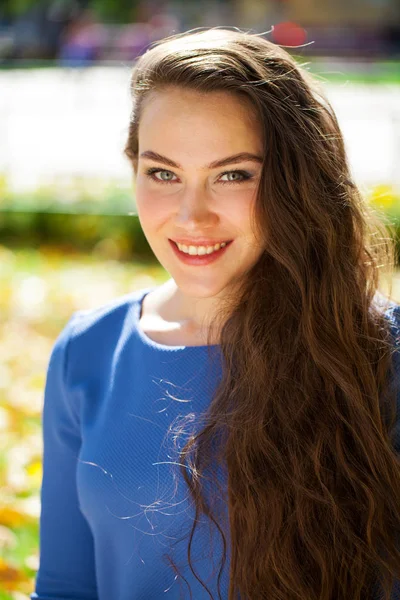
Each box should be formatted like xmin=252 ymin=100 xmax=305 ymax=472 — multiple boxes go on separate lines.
xmin=175 ymin=241 xmax=229 ymax=255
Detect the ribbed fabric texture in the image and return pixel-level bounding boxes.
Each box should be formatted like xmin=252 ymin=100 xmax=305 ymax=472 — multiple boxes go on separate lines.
xmin=30 ymin=287 xmax=400 ymax=600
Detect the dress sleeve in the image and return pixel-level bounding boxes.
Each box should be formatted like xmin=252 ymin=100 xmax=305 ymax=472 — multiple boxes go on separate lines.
xmin=30 ymin=313 xmax=98 ymax=600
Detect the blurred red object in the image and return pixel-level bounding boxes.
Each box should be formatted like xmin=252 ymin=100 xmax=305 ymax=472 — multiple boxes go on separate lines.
xmin=271 ymin=22 xmax=307 ymax=47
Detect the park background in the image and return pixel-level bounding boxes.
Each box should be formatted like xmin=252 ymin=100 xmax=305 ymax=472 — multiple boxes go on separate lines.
xmin=0 ymin=0 xmax=400 ymax=597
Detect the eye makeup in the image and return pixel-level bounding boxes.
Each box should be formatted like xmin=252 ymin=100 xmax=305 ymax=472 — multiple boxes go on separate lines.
xmin=144 ymin=167 xmax=255 ymax=185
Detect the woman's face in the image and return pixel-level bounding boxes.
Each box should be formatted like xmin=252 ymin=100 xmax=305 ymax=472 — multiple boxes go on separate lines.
xmin=134 ymin=86 xmax=264 ymax=299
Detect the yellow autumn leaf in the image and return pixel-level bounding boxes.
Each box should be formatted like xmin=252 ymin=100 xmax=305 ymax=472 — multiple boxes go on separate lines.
xmin=28 ymin=373 xmax=46 ymax=390
xmin=0 ymin=507 xmax=27 ymax=528
xmin=369 ymin=184 xmax=396 ymax=209
xmin=0 ymin=557 xmax=31 ymax=590
xmin=25 ymin=461 xmax=42 ymax=487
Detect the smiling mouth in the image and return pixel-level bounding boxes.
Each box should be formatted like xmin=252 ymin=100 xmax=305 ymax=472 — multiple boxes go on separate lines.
xmin=171 ymin=240 xmax=232 ymax=255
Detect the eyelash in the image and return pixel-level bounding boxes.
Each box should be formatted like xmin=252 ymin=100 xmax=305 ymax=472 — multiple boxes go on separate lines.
xmin=144 ymin=167 xmax=254 ymax=186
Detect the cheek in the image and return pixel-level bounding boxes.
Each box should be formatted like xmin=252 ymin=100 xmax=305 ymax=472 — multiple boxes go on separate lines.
xmin=223 ymin=191 xmax=257 ymax=232
xmin=135 ymin=187 xmax=172 ymax=230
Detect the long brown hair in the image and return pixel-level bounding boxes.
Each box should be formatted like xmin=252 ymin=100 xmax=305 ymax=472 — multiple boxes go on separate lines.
xmin=124 ymin=28 xmax=400 ymax=600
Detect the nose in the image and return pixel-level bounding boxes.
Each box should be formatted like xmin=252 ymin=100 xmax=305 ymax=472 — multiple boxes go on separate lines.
xmin=173 ymin=186 xmax=218 ymax=228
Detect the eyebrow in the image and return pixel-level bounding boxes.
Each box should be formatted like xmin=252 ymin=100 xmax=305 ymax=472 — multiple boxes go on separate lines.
xmin=139 ymin=150 xmax=263 ymax=170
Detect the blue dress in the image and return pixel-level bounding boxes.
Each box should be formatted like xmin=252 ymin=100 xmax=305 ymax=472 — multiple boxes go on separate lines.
xmin=30 ymin=287 xmax=400 ymax=599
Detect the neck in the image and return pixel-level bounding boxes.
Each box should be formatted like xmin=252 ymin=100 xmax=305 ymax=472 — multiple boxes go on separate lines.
xmin=153 ymin=278 xmax=230 ymax=340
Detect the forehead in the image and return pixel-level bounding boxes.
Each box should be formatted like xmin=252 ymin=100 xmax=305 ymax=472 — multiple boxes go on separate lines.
xmin=138 ymin=87 xmax=262 ymax=153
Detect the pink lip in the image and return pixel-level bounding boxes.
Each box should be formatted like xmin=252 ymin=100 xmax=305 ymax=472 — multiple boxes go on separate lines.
xmin=170 ymin=238 xmax=232 ymax=246
xmin=168 ymin=239 xmax=233 ymax=266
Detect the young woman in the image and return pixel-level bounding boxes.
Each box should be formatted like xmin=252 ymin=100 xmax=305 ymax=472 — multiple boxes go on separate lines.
xmin=31 ymin=28 xmax=400 ymax=600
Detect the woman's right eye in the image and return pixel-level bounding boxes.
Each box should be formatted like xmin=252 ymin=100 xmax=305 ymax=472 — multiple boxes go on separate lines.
xmin=145 ymin=168 xmax=178 ymax=184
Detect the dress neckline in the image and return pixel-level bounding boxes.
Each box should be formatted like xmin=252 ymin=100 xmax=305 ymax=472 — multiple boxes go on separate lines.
xmin=134 ymin=286 xmax=220 ymax=352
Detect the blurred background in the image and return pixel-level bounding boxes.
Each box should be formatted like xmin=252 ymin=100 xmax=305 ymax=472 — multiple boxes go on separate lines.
xmin=0 ymin=0 xmax=400 ymax=597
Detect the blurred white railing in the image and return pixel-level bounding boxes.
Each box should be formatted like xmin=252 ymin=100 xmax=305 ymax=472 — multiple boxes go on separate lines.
xmin=0 ymin=67 xmax=399 ymax=196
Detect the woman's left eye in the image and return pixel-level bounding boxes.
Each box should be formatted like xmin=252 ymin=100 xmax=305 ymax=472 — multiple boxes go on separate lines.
xmin=219 ymin=170 xmax=252 ymax=184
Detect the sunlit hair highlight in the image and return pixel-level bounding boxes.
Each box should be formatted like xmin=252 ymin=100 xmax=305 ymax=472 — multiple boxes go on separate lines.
xmin=124 ymin=27 xmax=400 ymax=600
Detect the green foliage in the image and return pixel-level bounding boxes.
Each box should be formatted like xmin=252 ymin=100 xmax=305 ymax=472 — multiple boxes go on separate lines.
xmin=0 ymin=211 xmax=153 ymax=260
xmin=1 ymin=0 xmax=37 ymax=19
xmin=295 ymin=58 xmax=400 ymax=85
xmin=2 ymin=0 xmax=140 ymax=22
xmin=90 ymin=0 xmax=139 ymax=23
xmin=0 ymin=175 xmax=136 ymax=215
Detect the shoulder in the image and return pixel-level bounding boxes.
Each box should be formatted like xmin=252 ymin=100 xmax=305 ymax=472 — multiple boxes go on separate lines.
xmin=69 ymin=287 xmax=148 ymax=338
xmin=53 ymin=287 xmax=152 ymax=369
